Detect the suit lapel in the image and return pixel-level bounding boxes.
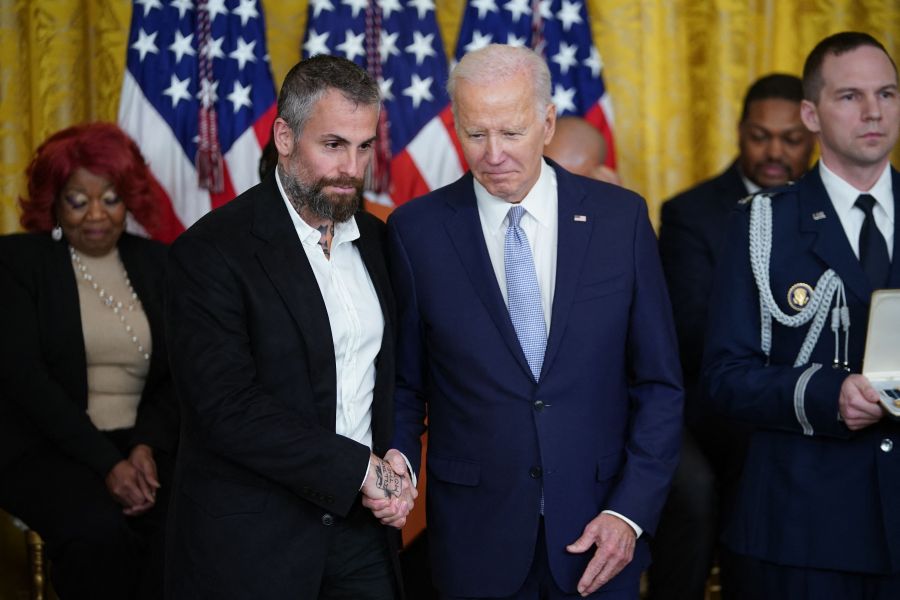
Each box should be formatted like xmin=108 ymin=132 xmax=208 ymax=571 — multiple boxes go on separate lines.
xmin=542 ymin=167 xmax=591 ymax=379
xmin=798 ymin=167 xmax=871 ymax=303
xmin=49 ymin=240 xmax=89 ymax=406
xmin=443 ymin=176 xmax=535 ymax=380
xmin=252 ymin=178 xmax=337 ymax=426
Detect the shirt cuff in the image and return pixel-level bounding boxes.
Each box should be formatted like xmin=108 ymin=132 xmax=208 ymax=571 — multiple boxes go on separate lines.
xmin=359 ymin=457 xmax=371 ymax=491
xmin=602 ymin=510 xmax=642 ymax=538
xmin=400 ymin=452 xmax=417 ymax=488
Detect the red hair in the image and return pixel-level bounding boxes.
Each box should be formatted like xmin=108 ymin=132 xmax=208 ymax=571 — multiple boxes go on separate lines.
xmin=19 ymin=122 xmax=159 ymax=233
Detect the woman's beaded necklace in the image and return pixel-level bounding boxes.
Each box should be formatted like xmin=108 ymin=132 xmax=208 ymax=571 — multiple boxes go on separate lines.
xmin=69 ymin=247 xmax=150 ymax=361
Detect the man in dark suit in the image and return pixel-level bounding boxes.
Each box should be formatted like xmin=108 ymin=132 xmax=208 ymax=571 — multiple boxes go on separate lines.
xmin=387 ymin=44 xmax=683 ymax=599
xmin=165 ymin=55 xmax=413 ymax=600
xmin=652 ymin=74 xmax=815 ymax=600
xmin=703 ymin=32 xmax=900 ymax=599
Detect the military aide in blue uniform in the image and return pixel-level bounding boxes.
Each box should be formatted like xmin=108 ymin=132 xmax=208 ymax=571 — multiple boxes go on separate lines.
xmin=703 ymin=32 xmax=900 ymax=599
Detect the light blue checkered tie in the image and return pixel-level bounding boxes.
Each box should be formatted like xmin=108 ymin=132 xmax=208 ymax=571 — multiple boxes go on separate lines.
xmin=504 ymin=205 xmax=547 ymax=382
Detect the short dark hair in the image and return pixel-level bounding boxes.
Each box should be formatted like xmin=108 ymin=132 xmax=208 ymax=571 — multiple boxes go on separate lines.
xmin=802 ymin=31 xmax=897 ymax=102
xmin=277 ymin=55 xmax=380 ymax=136
xmin=740 ymin=74 xmax=804 ymax=122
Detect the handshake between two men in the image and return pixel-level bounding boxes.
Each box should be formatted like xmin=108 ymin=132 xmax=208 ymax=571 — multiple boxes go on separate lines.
xmin=362 ymin=450 xmax=418 ymax=529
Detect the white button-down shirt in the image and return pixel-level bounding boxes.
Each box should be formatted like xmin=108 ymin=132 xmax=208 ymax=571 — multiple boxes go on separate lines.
xmin=475 ymin=159 xmax=558 ymax=329
xmin=277 ymin=171 xmax=384 ymax=450
xmin=820 ymin=160 xmax=894 ymax=260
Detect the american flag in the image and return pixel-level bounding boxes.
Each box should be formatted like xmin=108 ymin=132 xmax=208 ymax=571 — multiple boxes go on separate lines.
xmin=456 ymin=0 xmax=616 ymax=167
xmin=302 ymin=0 xmax=465 ymax=208
xmin=118 ymin=0 xmax=277 ymax=242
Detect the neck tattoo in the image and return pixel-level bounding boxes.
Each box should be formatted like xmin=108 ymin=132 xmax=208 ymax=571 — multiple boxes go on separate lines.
xmin=317 ymin=222 xmax=335 ymax=259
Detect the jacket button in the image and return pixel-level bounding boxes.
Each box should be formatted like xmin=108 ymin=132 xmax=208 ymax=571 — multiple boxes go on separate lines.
xmin=321 ymin=513 xmax=334 ymax=526
xmin=529 ymin=466 xmax=543 ymax=479
xmin=533 ymin=400 xmax=545 ymax=411
xmin=881 ymin=439 xmax=893 ymax=453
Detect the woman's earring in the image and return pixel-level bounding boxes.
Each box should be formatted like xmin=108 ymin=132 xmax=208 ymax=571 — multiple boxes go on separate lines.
xmin=51 ymin=223 xmax=63 ymax=241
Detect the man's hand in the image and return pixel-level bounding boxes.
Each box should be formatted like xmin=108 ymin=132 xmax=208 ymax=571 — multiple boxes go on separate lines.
xmin=839 ymin=374 xmax=884 ymax=431
xmin=105 ymin=458 xmax=156 ymax=516
xmin=566 ymin=512 xmax=636 ymax=596
xmin=361 ymin=450 xmax=417 ymax=528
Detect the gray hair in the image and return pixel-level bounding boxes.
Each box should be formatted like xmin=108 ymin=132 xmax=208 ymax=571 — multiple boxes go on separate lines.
xmin=447 ymin=44 xmax=552 ymax=120
xmin=278 ymin=55 xmax=380 ymax=136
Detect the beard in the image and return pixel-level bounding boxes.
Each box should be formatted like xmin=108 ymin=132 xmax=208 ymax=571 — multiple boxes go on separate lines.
xmin=279 ymin=163 xmax=363 ymax=223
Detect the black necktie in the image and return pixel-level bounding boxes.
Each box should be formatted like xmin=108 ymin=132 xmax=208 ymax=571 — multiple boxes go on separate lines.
xmin=855 ymin=194 xmax=890 ymax=289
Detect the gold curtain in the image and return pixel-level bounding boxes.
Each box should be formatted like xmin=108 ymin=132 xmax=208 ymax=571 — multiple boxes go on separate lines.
xmin=1 ymin=0 xmax=898 ymax=235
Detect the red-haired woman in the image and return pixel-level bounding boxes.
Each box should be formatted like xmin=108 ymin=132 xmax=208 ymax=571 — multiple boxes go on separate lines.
xmin=0 ymin=123 xmax=177 ymax=599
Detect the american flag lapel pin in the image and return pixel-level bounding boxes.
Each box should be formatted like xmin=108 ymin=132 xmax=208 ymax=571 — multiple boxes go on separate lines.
xmin=574 ymin=215 xmax=587 ymax=222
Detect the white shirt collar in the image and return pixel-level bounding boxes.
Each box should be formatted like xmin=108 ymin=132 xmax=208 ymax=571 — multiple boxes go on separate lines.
xmin=474 ymin=159 xmax=556 ymax=232
xmin=739 ymin=173 xmax=761 ymax=195
xmin=275 ymin=167 xmax=361 ymax=247
xmin=819 ymin=160 xmax=894 ymax=225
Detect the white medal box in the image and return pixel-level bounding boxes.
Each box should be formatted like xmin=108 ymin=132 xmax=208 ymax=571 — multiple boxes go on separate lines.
xmin=863 ymin=289 xmax=900 ymax=418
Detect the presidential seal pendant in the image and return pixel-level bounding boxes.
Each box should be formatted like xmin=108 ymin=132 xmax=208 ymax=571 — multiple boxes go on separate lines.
xmin=787 ymin=283 xmax=813 ymax=311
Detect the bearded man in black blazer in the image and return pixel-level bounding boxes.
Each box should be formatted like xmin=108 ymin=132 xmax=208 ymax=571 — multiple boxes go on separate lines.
xmin=165 ymin=55 xmax=413 ymax=600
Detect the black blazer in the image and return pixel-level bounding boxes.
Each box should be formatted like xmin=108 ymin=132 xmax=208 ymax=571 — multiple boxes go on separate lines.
xmin=0 ymin=232 xmax=178 ymax=474
xmin=165 ymin=173 xmax=396 ymax=598
xmin=658 ymin=161 xmax=749 ymax=421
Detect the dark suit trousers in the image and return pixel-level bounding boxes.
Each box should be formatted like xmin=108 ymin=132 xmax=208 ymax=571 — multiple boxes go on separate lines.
xmin=318 ymin=499 xmax=398 ymax=600
xmin=442 ymin=519 xmax=640 ymax=600
xmin=0 ymin=430 xmax=172 ymax=600
xmin=737 ymin=554 xmax=900 ymax=600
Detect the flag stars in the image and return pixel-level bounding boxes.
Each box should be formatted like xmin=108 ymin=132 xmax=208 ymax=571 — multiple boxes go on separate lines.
xmin=556 ymin=1 xmax=583 ymax=31
xmin=379 ymin=31 xmax=401 ymax=63
xmin=464 ymin=30 xmax=493 ymax=53
xmin=583 ymin=46 xmax=603 ymax=77
xmin=198 ymin=78 xmax=219 ymax=109
xmin=470 ymin=0 xmax=498 ymax=20
xmin=337 ymin=29 xmax=365 ymax=62
xmin=202 ymin=36 xmax=226 ymax=60
xmin=227 ymin=80 xmax=253 ymax=112
xmin=163 ymin=73 xmax=192 ymax=107
xmin=131 ymin=29 xmax=159 ymax=62
xmin=342 ymin=0 xmax=367 ymax=18
xmin=552 ymin=41 xmax=578 ymax=75
xmin=135 ymin=0 xmax=162 ymax=17
xmin=379 ymin=76 xmax=394 ymax=102
xmin=233 ymin=0 xmax=259 ymax=27
xmin=503 ymin=0 xmax=531 ymax=22
xmin=408 ymin=0 xmax=435 ymax=20
xmin=204 ymin=0 xmax=228 ymax=21
xmin=506 ymin=33 xmax=526 ymax=48
xmin=303 ymin=29 xmax=330 ymax=57
xmin=405 ymin=31 xmax=437 ymax=66
xmin=170 ymin=0 xmax=193 ymax=20
xmin=538 ymin=0 xmax=554 ymax=20
xmin=309 ymin=0 xmax=334 ymax=18
xmin=229 ymin=37 xmax=258 ymax=70
xmin=169 ymin=30 xmax=195 ymax=64
xmin=403 ymin=74 xmax=433 ymax=109
xmin=380 ymin=0 xmax=402 ymax=18
xmin=551 ymin=84 xmax=576 ymax=114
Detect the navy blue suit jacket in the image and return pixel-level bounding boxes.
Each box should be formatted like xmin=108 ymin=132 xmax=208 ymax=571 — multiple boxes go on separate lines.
xmin=703 ymin=165 xmax=900 ymax=574
xmin=388 ymin=161 xmax=683 ymax=596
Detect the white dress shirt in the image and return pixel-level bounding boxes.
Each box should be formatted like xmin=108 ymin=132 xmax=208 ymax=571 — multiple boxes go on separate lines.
xmin=820 ymin=160 xmax=894 ymax=260
xmin=474 ymin=159 xmax=643 ymax=538
xmin=276 ymin=171 xmax=384 ymax=450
